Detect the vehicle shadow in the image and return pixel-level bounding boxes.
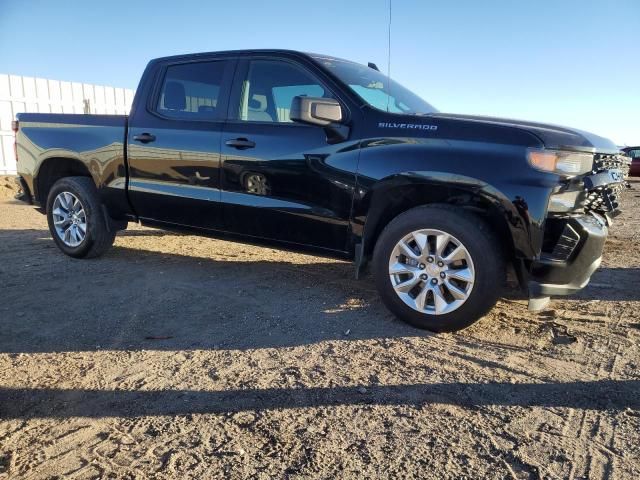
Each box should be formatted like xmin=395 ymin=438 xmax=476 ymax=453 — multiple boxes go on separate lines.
xmin=2 ymin=227 xmax=638 ymax=419
xmin=115 ymin=230 xmax=176 ymax=237
xmin=0 ymin=228 xmax=413 ymax=354
xmin=1 ymin=379 xmax=638 ymax=419
xmin=0 ymin=228 xmax=637 ymax=355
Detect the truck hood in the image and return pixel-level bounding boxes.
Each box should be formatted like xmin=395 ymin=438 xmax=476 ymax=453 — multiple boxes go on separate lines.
xmin=431 ymin=112 xmax=619 ymax=153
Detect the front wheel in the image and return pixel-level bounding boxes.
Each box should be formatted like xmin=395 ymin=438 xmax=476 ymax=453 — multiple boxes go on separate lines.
xmin=373 ymin=205 xmax=505 ymax=332
xmin=46 ymin=176 xmax=116 ymax=259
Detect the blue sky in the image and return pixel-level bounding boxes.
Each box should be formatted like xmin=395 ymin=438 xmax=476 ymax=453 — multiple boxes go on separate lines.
xmin=1 ymin=0 xmax=638 ymax=145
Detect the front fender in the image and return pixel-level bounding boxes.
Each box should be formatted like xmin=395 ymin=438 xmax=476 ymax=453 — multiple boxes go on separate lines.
xmin=351 ymin=138 xmax=560 ymax=261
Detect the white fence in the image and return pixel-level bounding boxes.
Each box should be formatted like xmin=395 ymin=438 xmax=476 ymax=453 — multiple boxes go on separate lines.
xmin=0 ymin=74 xmax=134 ymax=174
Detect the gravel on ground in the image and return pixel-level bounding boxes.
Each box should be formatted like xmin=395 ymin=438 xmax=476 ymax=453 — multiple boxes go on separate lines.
xmin=1 ymin=177 xmax=639 ymax=479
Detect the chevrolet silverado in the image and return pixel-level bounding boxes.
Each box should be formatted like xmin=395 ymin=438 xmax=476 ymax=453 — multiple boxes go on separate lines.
xmin=13 ymin=49 xmax=631 ymax=332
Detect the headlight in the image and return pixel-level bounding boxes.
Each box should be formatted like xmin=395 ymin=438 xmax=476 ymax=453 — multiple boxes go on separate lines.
xmin=528 ymin=149 xmax=593 ymax=176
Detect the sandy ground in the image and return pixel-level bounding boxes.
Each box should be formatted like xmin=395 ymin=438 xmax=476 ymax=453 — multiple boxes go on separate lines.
xmin=0 ymin=177 xmax=639 ymax=479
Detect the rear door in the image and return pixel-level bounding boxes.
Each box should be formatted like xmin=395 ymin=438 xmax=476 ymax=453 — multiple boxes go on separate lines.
xmin=220 ymin=57 xmax=360 ymax=252
xmin=127 ymin=57 xmax=235 ymax=229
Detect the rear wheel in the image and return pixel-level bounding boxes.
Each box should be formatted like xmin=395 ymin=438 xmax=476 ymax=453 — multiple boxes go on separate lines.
xmin=373 ymin=205 xmax=505 ymax=332
xmin=46 ymin=177 xmax=116 ymax=258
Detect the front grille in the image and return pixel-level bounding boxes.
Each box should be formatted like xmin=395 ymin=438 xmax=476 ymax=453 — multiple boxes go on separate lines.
xmin=584 ymin=153 xmax=631 ymax=215
xmin=584 ymin=187 xmax=622 ymax=212
xmin=593 ymin=153 xmax=631 ymax=175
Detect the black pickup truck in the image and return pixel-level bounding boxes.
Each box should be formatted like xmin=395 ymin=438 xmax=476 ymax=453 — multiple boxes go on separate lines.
xmin=13 ymin=49 xmax=631 ymax=332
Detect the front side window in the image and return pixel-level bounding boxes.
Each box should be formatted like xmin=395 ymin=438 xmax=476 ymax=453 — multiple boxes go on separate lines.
xmin=313 ymin=55 xmax=438 ymax=115
xmin=238 ymin=60 xmax=331 ymax=123
xmin=157 ymin=61 xmax=227 ymax=120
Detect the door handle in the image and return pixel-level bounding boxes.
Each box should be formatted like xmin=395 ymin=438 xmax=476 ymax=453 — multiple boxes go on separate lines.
xmin=225 ymin=138 xmax=256 ymax=150
xmin=133 ymin=133 xmax=156 ymax=143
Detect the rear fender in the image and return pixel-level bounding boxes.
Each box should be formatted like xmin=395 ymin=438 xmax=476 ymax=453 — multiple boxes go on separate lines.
xmin=33 ymin=155 xmax=96 ymax=205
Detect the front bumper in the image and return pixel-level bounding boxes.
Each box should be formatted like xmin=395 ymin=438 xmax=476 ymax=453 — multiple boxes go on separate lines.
xmin=528 ymin=214 xmax=607 ymax=297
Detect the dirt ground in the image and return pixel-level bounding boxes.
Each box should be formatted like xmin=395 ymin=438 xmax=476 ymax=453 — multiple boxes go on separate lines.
xmin=0 ymin=177 xmax=639 ymax=479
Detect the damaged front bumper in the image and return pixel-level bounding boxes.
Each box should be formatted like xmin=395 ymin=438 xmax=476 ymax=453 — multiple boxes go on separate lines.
xmin=528 ymin=213 xmax=607 ymax=299
xmin=526 ymin=153 xmax=631 ymax=310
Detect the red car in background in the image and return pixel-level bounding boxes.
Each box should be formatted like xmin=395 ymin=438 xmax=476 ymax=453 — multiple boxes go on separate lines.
xmin=622 ymin=146 xmax=640 ymax=176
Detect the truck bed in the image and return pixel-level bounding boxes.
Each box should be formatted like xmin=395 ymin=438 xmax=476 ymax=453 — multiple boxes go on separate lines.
xmin=15 ymin=113 xmax=130 ymax=217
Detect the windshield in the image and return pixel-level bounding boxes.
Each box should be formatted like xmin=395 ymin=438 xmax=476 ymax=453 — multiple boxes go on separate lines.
xmin=313 ymin=56 xmax=438 ymax=115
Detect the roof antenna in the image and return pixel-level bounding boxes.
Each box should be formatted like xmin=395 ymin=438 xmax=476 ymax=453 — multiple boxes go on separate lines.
xmin=386 ymin=0 xmax=392 ymax=112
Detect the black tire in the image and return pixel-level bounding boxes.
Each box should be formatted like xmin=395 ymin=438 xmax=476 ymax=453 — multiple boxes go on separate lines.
xmin=373 ymin=205 xmax=505 ymax=332
xmin=46 ymin=176 xmax=116 ymax=259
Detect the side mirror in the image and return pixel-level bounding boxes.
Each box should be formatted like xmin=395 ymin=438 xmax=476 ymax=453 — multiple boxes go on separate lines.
xmin=290 ymin=96 xmax=343 ymax=126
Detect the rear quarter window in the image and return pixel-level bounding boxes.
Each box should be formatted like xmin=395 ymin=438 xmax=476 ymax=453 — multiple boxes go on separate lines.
xmin=157 ymin=61 xmax=227 ymax=121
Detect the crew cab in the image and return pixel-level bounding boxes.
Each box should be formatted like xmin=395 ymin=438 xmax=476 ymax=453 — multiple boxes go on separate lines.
xmin=13 ymin=49 xmax=631 ymax=332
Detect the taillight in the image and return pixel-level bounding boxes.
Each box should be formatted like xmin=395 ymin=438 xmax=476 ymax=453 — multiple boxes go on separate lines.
xmin=11 ymin=120 xmax=18 ymax=164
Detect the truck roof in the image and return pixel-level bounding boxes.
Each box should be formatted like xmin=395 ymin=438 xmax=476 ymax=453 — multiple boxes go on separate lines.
xmin=148 ymin=49 xmax=359 ymax=66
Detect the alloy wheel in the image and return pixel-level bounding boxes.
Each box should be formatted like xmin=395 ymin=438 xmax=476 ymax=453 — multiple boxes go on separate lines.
xmin=52 ymin=191 xmax=87 ymax=247
xmin=388 ymin=229 xmax=475 ymax=315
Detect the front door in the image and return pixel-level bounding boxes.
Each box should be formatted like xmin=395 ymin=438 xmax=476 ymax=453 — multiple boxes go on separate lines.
xmin=127 ymin=58 xmax=234 ymax=229
xmin=220 ymin=58 xmax=359 ymax=252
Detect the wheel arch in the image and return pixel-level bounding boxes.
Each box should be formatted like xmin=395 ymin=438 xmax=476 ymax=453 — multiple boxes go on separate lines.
xmin=34 ymin=157 xmax=95 ymax=208
xmin=358 ymin=172 xmax=531 ymax=267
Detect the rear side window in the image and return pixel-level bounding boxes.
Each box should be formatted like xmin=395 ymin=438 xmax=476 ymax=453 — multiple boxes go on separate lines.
xmin=157 ymin=61 xmax=227 ymax=121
